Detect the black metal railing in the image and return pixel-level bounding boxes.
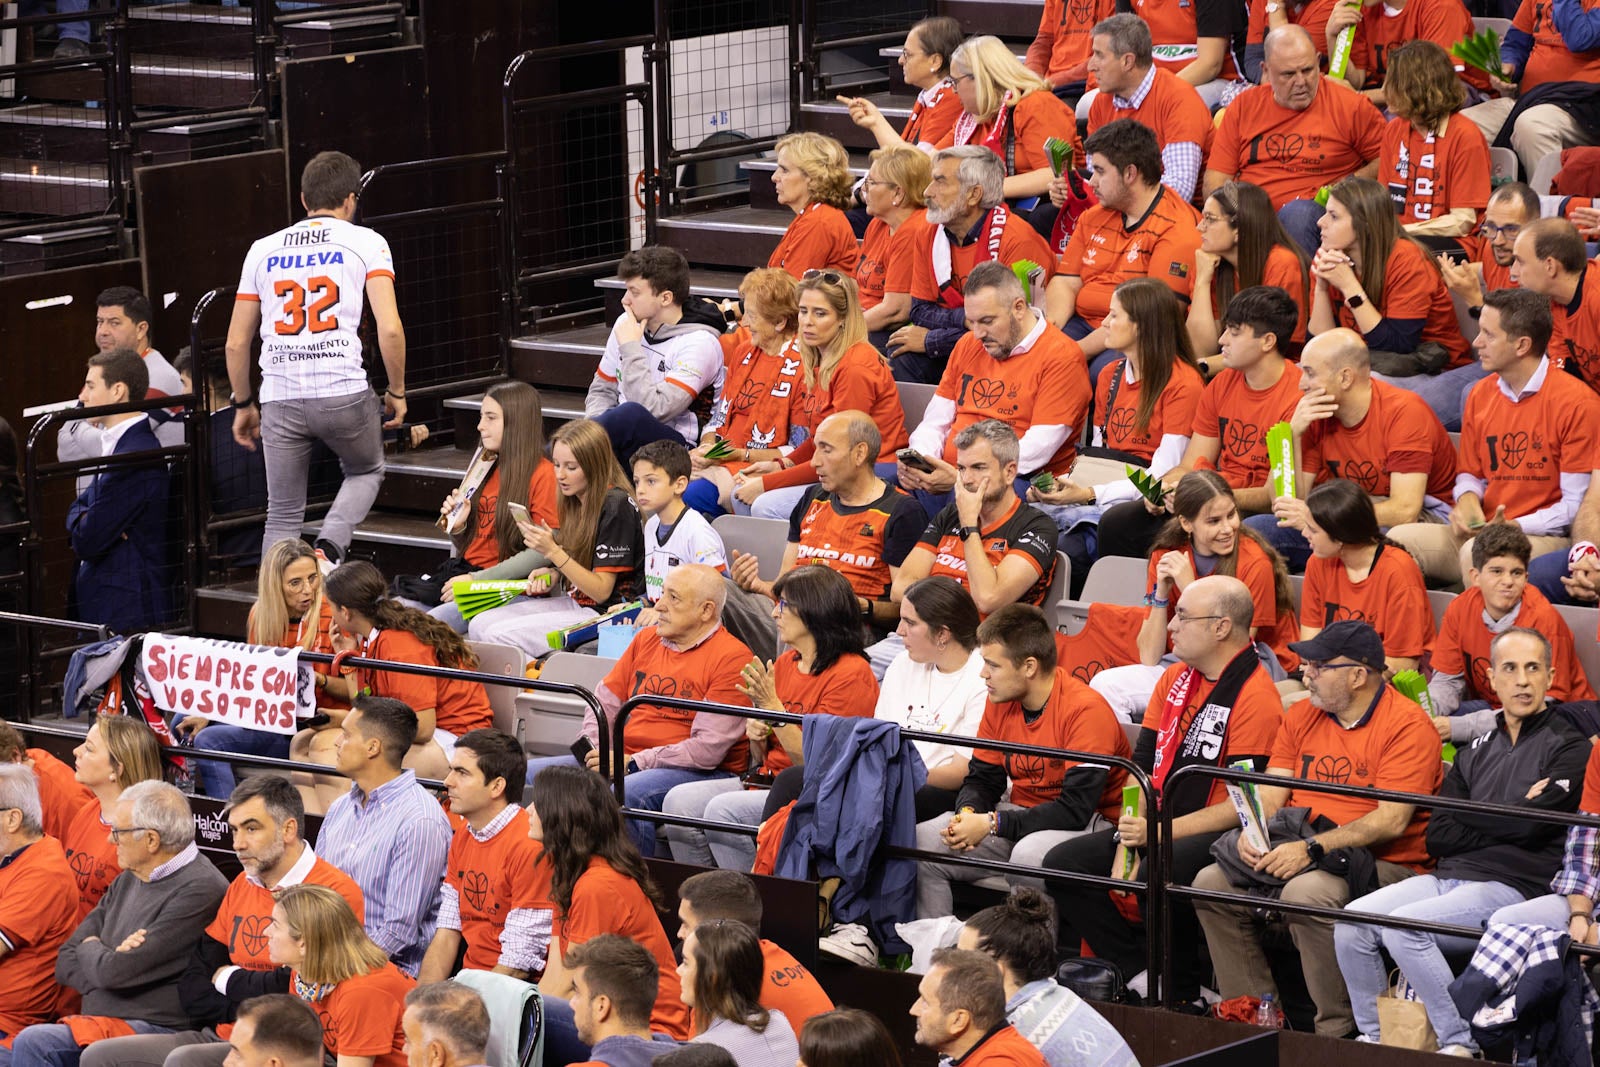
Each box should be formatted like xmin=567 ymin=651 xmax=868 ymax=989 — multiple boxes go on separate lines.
xmin=0 ymin=611 xmax=109 ymax=722
xmin=795 ymin=0 xmax=933 ymax=105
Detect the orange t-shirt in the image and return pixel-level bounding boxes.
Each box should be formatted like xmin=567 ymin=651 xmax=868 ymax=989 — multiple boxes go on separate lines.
xmin=971 ymin=667 xmax=1131 ymax=818
xmin=902 ymin=84 xmax=963 ymax=147
xmin=1190 ymin=361 xmax=1304 ymax=490
xmin=1030 ymin=0 xmax=1117 ymax=82
xmin=760 ymin=939 xmax=834 ymax=1029
xmin=1298 ymin=378 xmax=1457 ymax=501
xmin=559 ymin=858 xmax=692 ymax=1040
xmin=1352 ymin=0 xmax=1488 ymax=91
xmin=462 ymin=463 xmax=560 ymax=570
xmin=362 ymin=629 xmax=493 ymax=738
xmin=29 ymin=748 xmax=92 ymax=843
xmin=1087 ymin=67 xmax=1215 ymax=163
xmin=0 ymin=836 xmax=80 ymax=1037
xmin=1459 ymin=363 xmax=1600 ymax=520
xmin=934 ymin=325 xmax=1093 ymax=475
xmin=1330 ymin=239 xmax=1470 ymax=367
xmin=1511 ymin=0 xmax=1600 ymax=89
xmin=1058 ymin=186 xmax=1203 ymax=324
xmin=1458 ymin=235 xmax=1516 ymax=293
xmin=909 ymin=209 xmax=1058 ymax=306
xmin=442 ymin=807 xmax=553 ymax=972
xmin=1246 ymin=0 xmax=1342 ymax=53
xmin=1209 ymin=245 xmax=1311 ymax=345
xmin=62 ymin=797 xmax=117 ymax=920
xmin=933 ymin=91 xmax=1083 ymax=178
xmin=204 ymin=856 xmax=365 ymax=969
xmin=1270 ymin=688 xmax=1444 ymax=869
xmin=1140 ymin=659 xmax=1284 ymax=807
xmin=1210 ymin=79 xmax=1387 ymax=208
xmin=1550 ymin=262 xmax=1600 ymax=391
xmin=761 ymin=650 xmax=879 ymax=775
xmin=1300 ymin=542 xmax=1433 ymax=659
xmin=1094 ymin=359 xmax=1205 ymax=463
xmin=768 ymin=203 xmax=859 ymax=280
xmin=965 ymin=1026 xmax=1061 ymax=1067
xmin=857 ymin=212 xmax=931 ymax=312
xmin=601 ymin=625 xmax=753 ymax=773
xmin=251 ymin=600 xmax=346 ymax=711
xmin=300 ymin=962 xmax=414 ymax=1067
xmin=1054 ymin=603 xmax=1146 ymax=682
xmin=1432 ymin=585 xmax=1597 ymax=705
xmin=711 ymin=331 xmax=806 ymax=466
xmin=1146 ymin=538 xmax=1282 ymax=640
xmin=1581 ymin=742 xmax=1600 ymax=813
xmin=764 ymin=342 xmax=909 ymax=490
xmin=1130 ymin=0 xmax=1242 ymax=79
xmin=1379 ymin=116 xmax=1493 ymax=229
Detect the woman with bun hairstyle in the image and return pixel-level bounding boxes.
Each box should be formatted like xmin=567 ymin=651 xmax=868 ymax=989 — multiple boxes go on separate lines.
xmin=839 ymin=16 xmax=965 ymax=152
xmin=732 ymin=272 xmax=907 ymax=521
xmin=958 ymin=888 xmax=1138 ymax=1067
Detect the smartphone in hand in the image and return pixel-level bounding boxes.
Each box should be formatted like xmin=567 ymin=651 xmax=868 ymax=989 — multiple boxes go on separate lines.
xmin=896 ymin=448 xmax=935 ymax=473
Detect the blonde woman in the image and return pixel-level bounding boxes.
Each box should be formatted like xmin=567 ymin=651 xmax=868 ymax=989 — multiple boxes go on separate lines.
xmin=64 ymin=715 xmax=162 ymax=918
xmin=856 ymin=146 xmax=933 ymax=335
xmin=768 ymin=132 xmax=860 ymax=280
xmin=268 ymin=884 xmax=414 ymax=1067
xmin=732 ymin=273 xmax=907 ymax=520
xmin=933 ymin=36 xmax=1081 ymax=206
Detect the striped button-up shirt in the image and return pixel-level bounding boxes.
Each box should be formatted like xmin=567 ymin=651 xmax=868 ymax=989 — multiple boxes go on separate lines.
xmin=320 ymin=770 xmax=451 ymax=976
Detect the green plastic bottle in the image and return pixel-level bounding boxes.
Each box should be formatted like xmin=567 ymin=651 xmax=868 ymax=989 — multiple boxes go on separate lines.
xmin=1328 ymin=0 xmax=1362 ymax=79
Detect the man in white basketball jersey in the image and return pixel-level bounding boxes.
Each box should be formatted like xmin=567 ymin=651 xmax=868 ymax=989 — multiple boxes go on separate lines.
xmin=225 ymin=150 xmax=407 ymax=562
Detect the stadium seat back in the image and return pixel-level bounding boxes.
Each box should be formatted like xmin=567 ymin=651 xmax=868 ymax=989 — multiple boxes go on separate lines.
xmin=467 ymin=640 xmax=528 ymax=738
xmin=712 ymin=514 xmax=788 ymax=582
xmin=513 ymin=651 xmax=618 ymax=756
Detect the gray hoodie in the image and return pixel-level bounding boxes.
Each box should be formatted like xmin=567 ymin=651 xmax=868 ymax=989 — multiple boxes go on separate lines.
xmin=585 ymin=304 xmax=726 ymax=443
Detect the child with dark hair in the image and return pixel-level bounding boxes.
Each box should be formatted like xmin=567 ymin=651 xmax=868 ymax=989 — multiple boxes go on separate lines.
xmin=632 ymin=439 xmax=727 ymax=624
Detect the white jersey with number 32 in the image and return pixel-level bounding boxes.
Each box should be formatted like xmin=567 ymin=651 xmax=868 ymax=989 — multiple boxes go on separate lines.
xmin=237 ymin=216 xmax=395 ymax=403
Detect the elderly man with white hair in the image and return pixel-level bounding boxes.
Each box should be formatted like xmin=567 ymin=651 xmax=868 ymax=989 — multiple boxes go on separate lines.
xmin=7 ymin=780 xmax=228 ymax=1067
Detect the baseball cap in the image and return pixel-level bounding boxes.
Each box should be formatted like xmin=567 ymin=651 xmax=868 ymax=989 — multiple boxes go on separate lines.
xmin=1287 ymin=619 xmax=1386 ymax=672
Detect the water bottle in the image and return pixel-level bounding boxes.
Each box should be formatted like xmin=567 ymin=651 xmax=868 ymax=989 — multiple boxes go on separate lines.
xmin=1256 ymin=994 xmax=1285 ymax=1029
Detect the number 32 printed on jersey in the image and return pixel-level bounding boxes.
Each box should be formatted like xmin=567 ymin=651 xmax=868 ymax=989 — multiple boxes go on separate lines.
xmin=274 ymin=275 xmax=341 ymax=335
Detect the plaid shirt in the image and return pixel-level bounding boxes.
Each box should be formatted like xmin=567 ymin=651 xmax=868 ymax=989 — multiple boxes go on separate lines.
xmin=1551 ymin=825 xmax=1600 ymax=900
xmin=1464 ymin=923 xmax=1598 ymax=1035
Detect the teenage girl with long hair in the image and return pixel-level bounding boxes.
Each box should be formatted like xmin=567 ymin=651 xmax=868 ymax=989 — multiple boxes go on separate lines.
xmin=530 ymin=765 xmax=691 ymax=1064
xmin=678 ymin=920 xmax=799 ymax=1066
xmin=1089 ymin=471 xmax=1298 ymax=720
xmin=1187 ymin=180 xmax=1310 ymax=365
xmin=465 ymin=418 xmax=645 ymax=658
xmin=733 ymin=272 xmax=906 ymax=521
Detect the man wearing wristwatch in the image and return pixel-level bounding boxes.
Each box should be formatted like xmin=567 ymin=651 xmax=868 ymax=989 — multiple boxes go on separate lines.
xmin=1191 ymin=620 xmax=1443 ymax=1039
xmin=225 ymin=150 xmax=407 ymax=564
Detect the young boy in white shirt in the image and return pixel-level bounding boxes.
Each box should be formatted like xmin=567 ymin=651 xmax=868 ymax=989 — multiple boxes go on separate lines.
xmin=632 ymin=440 xmax=728 ymax=625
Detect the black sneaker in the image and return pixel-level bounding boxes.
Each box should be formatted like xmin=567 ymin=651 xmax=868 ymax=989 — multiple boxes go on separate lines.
xmin=314 ymin=538 xmax=343 ymax=566
xmin=52 ymin=38 xmax=91 ymax=58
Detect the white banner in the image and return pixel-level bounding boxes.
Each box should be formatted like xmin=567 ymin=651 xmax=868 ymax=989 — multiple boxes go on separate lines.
xmin=141 ymin=634 xmax=313 ymax=736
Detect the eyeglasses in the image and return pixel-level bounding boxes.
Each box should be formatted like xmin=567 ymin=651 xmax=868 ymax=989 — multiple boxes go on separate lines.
xmin=861 ymin=177 xmax=896 ymax=191
xmin=1303 ymin=660 xmax=1366 ymax=677
xmin=775 ymin=598 xmax=789 ymax=615
xmin=953 ymin=72 xmax=975 ymax=85
xmin=1171 ymin=612 xmax=1224 ymax=626
xmin=1481 ymin=222 xmax=1522 ymax=241
xmin=801 ymin=270 xmax=844 ymax=285
xmin=1198 ymin=212 xmax=1232 ymax=227
xmin=108 ymin=826 xmax=153 ymax=840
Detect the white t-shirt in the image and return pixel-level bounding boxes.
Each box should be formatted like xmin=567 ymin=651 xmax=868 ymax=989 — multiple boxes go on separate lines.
xmin=236 ymin=216 xmax=394 ymax=403
xmin=874 ymin=647 xmax=987 ymax=772
xmin=643 ymin=507 xmax=728 ymax=604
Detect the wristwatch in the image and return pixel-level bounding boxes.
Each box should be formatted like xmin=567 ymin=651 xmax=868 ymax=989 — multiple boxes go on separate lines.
xmin=229 ymin=391 xmax=256 ymax=409
xmin=957 ymin=525 xmax=980 ymax=541
xmin=1345 ymin=293 xmax=1367 ymax=310
xmin=1467 ymin=304 xmax=1484 ymax=320
xmin=1305 ymin=838 xmax=1326 ymax=865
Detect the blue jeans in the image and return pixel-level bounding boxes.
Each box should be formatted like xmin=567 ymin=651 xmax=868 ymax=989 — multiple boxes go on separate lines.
xmin=1529 ymin=549 xmax=1581 ymax=604
xmin=179 ymin=716 xmax=291 ymax=799
xmin=1334 ymin=875 xmax=1525 ymax=1048
xmin=525 ymin=754 xmax=733 ymax=858
xmin=20 ymin=0 xmax=87 ymax=44
xmin=535 ymin=997 xmax=590 ymax=1067
xmin=1244 ymin=513 xmax=1311 ymax=572
xmin=890 ymin=349 xmax=945 ymax=384
xmin=594 ymin=402 xmax=691 ymax=466
xmin=1278 ymin=199 xmax=1324 ymax=258
xmin=10 ymin=1022 xmax=171 ymax=1067
xmin=1374 ymin=363 xmax=1488 ymax=433
xmin=1488 ymin=892 xmax=1569 ymax=931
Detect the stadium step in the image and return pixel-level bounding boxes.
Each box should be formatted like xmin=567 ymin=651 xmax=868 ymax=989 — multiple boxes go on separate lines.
xmin=800 ymin=93 xmax=914 ymax=150
xmin=0 ymin=219 xmax=120 ymax=276
xmin=741 ymin=152 xmax=870 ymax=212
xmin=15 ymin=55 xmax=256 ymax=109
xmin=195 ymin=578 xmax=255 ymax=640
xmin=0 ymin=158 xmax=109 ymax=216
xmin=508 ymin=324 xmax=609 ymax=391
xmin=374 ymin=445 xmax=477 ymax=514
xmin=126 ymin=3 xmax=401 ymax=61
xmin=655 ymin=206 xmax=790 ymax=272
xmin=594 ymin=267 xmax=747 ymax=317
xmin=0 ymin=104 xmax=261 ymax=167
xmin=940 ymin=0 xmax=1043 ymax=37
xmin=444 ymin=389 xmax=591 ymax=452
xmin=304 ymin=511 xmax=451 ymax=579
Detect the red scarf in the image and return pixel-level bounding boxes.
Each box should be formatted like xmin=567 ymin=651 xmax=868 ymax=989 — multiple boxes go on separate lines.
xmin=934 ymin=203 xmax=1013 ymax=308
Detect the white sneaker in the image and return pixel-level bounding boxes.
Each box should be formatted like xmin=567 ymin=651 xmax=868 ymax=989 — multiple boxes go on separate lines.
xmin=1127 ymin=970 xmax=1149 ymax=998
xmin=1438 ymin=1044 xmax=1478 ymax=1058
xmin=819 ymin=922 xmax=878 ymax=966
xmin=1354 ymin=1035 xmax=1380 ymax=1044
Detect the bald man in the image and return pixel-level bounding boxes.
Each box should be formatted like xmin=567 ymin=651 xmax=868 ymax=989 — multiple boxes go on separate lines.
xmin=529 ymin=564 xmax=756 ymax=857
xmin=1204 ymin=26 xmax=1385 ymax=255
xmin=1243 ymin=329 xmax=1456 ymax=570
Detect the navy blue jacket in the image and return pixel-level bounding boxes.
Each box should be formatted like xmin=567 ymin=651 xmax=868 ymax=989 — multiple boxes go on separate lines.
xmin=68 ymin=419 xmax=172 ymax=634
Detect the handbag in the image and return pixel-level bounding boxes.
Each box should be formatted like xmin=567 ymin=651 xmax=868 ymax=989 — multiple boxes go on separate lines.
xmin=1377 ymin=970 xmax=1438 ymax=1051
xmin=390 ymin=555 xmax=474 ymax=608
xmin=1055 ymin=957 xmax=1127 ymax=1003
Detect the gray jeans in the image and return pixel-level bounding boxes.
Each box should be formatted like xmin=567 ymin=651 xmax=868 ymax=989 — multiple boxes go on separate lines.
xmin=79 ymin=1030 xmax=228 ymax=1067
xmin=261 ymin=389 xmax=384 ymax=558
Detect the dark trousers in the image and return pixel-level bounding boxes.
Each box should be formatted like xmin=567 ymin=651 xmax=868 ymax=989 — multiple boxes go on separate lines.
xmin=594 ymin=402 xmax=690 ymax=465
xmin=1096 ymin=499 xmax=1170 ymax=561
xmin=1045 ymin=827 xmax=1223 ymax=1001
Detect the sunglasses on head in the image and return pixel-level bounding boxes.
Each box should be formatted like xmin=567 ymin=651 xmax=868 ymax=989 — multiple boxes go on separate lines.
xmin=802 ymin=269 xmax=844 ymax=285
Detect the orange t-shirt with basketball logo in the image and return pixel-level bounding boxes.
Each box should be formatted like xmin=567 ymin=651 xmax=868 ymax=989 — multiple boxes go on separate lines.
xmin=1351 ymin=0 xmax=1488 ymax=91
xmin=1270 ymin=688 xmax=1443 ymax=869
xmin=971 ymin=668 xmax=1131 ymax=818
xmin=761 ymin=650 xmax=879 ymax=775
xmin=1511 ymin=0 xmax=1600 ymax=89
xmin=1094 ymin=359 xmax=1205 ymax=463
xmin=1210 ymin=79 xmax=1387 ymax=208
xmin=1379 ymin=116 xmax=1493 ymax=229
xmin=601 ymin=625 xmax=753 ymax=773
xmin=463 ymin=463 xmax=560 ymax=570
xmin=710 ymin=331 xmax=806 ymax=466
xmin=764 ymin=342 xmax=909 ymax=491
xmin=1031 ymin=0 xmax=1117 ymax=82
xmin=1300 ymin=542 xmax=1433 ymax=660
xmin=442 ymin=807 xmax=553 ymax=972
xmin=300 ymin=962 xmax=414 ymax=1067
xmin=1459 ymin=363 xmax=1600 ymax=521
xmin=1054 ymin=603 xmax=1146 ymax=682
xmin=363 ymin=629 xmax=492 ymax=738
xmin=1330 ymin=240 xmax=1470 ymax=367
xmin=1298 ymin=378 xmax=1457 ymax=501
xmin=1190 ymin=361 xmax=1304 ymax=491
xmin=935 ymin=326 xmax=1093 ymax=475
xmin=1209 ymin=245 xmax=1311 ymax=344
xmin=62 ymin=798 xmax=118 ymax=920
xmin=205 ymin=856 xmax=366 ymax=969
xmin=1550 ymin=262 xmax=1600 ymax=391
xmin=857 ymin=211 xmax=931 ymax=310
xmin=1431 ymin=585 xmax=1596 ymax=706
xmin=909 ymin=210 xmax=1057 ymax=306
xmin=1058 ymin=186 xmax=1204 ymax=324
xmin=1087 ymin=67 xmax=1215 ymax=162
xmin=768 ymin=203 xmax=859 ymax=280
xmin=788 ymin=483 xmax=927 ymax=599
